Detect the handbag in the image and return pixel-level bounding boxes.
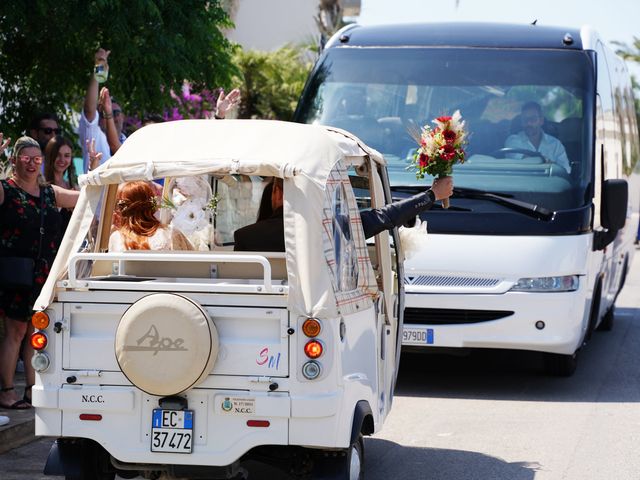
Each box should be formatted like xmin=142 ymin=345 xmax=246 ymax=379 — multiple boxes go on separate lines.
xmin=0 ymin=256 xmax=36 ymax=289
xmin=0 ymin=187 xmax=46 ymax=290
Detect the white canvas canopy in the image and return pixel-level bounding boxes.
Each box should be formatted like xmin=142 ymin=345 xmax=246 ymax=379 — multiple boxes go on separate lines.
xmin=35 ymin=119 xmax=384 ymax=316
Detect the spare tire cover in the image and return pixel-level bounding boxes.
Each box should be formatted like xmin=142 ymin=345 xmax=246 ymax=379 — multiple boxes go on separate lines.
xmin=115 ymin=293 xmax=219 ymax=396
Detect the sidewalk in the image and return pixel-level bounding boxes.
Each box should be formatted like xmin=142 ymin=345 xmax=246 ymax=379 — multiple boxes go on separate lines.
xmin=0 ymin=366 xmax=36 ymax=454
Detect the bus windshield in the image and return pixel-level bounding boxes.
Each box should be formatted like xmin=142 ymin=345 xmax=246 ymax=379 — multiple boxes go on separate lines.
xmin=296 ymin=47 xmax=595 ymax=213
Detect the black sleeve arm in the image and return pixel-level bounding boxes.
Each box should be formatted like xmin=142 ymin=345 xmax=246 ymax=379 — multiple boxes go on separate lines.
xmin=360 ymin=189 xmax=436 ymax=239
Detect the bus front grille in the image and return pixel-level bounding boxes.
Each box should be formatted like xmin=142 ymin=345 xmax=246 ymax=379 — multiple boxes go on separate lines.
xmin=404 ymin=308 xmax=514 ymax=325
xmin=404 ymin=275 xmax=500 ymax=288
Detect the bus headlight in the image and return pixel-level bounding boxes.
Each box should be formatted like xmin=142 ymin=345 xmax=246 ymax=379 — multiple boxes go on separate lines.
xmin=511 ymin=275 xmax=579 ymax=292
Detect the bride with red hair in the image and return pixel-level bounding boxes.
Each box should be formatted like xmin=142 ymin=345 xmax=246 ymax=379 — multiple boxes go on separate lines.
xmin=109 ymin=181 xmax=193 ymax=251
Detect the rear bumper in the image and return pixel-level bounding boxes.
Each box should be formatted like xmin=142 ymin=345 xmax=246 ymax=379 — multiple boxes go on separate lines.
xmin=34 ymin=385 xmax=349 ymax=466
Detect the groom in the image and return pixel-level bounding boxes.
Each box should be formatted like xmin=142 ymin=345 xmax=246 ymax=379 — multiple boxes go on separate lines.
xmin=234 ymin=176 xmax=453 ymax=251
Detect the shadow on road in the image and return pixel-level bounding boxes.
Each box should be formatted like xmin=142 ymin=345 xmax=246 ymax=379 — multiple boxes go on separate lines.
xmin=238 ymin=437 xmax=539 ymax=480
xmin=365 ymin=437 xmax=539 ymax=480
xmin=0 ymin=437 xmax=540 ymax=480
xmin=395 ymin=306 xmax=640 ymax=403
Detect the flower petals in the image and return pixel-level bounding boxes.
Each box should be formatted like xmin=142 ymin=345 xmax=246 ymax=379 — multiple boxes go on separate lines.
xmin=410 ymin=110 xmax=467 ymax=178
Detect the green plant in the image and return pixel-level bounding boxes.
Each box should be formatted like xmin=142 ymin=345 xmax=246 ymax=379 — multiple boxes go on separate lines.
xmin=0 ymin=0 xmax=238 ymax=142
xmin=233 ymin=45 xmax=314 ymax=120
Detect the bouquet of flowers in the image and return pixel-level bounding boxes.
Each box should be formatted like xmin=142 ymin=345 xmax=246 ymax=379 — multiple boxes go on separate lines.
xmin=410 ymin=110 xmax=467 ymax=208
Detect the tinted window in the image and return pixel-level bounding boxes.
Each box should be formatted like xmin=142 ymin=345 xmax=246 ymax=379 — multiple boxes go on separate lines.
xmin=297 ymin=47 xmax=595 ymax=212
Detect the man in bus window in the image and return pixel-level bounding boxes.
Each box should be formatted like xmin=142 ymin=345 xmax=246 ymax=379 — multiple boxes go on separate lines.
xmin=504 ymin=101 xmax=571 ymax=173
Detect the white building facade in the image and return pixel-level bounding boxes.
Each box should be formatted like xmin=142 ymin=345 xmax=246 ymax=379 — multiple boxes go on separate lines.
xmin=225 ymin=0 xmax=361 ymax=51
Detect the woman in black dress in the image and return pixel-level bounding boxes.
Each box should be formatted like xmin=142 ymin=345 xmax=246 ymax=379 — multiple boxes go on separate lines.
xmin=0 ymin=136 xmax=79 ymax=409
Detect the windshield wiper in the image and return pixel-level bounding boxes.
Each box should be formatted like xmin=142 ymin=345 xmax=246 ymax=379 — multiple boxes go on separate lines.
xmin=391 ymin=185 xmax=513 ymax=197
xmin=390 ymin=185 xmax=554 ymax=220
xmin=452 ymin=187 xmax=554 ymax=220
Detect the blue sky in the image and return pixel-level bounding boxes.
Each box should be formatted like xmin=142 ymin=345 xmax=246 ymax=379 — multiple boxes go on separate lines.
xmin=358 ymin=0 xmax=640 ymax=77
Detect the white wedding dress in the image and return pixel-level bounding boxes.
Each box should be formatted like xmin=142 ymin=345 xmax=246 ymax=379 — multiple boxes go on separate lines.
xmin=108 ymin=226 xmax=193 ymax=252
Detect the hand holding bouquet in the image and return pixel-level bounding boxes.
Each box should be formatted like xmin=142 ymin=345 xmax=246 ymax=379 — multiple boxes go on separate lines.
xmin=410 ymin=110 xmax=467 ymax=208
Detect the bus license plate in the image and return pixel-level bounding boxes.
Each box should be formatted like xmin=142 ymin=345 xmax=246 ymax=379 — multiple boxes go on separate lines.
xmin=151 ymin=409 xmax=193 ymax=453
xmin=402 ymin=327 xmax=434 ymax=345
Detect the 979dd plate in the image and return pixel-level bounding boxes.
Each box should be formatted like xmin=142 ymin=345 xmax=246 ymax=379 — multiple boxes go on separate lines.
xmin=402 ymin=326 xmax=434 ymax=345
xmin=151 ymin=409 xmax=193 ymax=453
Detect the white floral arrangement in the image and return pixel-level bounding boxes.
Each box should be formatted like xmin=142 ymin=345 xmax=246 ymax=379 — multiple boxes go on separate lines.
xmin=162 ymin=176 xmax=217 ymax=251
xmin=398 ymin=218 xmax=428 ymax=260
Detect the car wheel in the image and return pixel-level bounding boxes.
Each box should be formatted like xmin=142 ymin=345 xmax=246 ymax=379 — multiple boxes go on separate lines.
xmin=312 ymin=435 xmax=364 ymax=480
xmin=544 ymin=351 xmax=578 ymax=377
xmin=347 ymin=435 xmax=364 ymax=480
xmin=598 ymin=305 xmax=615 ymax=331
xmin=63 ymin=441 xmax=115 ymax=480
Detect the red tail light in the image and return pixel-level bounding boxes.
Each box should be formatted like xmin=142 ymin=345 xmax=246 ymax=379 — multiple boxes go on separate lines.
xmin=79 ymin=414 xmax=102 ymax=421
xmin=30 ymin=332 xmax=48 ymax=350
xmin=304 ymin=340 xmax=323 ymax=359
xmin=247 ymin=420 xmax=270 ymax=428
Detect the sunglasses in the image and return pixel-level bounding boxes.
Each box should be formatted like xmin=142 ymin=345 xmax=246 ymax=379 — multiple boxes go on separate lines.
xmin=39 ymin=127 xmax=62 ymax=135
xmin=18 ymin=155 xmax=44 ymax=164
xmin=112 ymin=109 xmax=122 ymax=117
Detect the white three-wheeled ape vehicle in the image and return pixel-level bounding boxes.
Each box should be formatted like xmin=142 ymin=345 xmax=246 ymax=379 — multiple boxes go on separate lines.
xmin=31 ymin=120 xmax=405 ymax=479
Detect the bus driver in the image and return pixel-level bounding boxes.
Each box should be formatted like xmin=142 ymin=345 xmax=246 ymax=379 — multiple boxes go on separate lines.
xmin=504 ymin=101 xmax=571 ymax=173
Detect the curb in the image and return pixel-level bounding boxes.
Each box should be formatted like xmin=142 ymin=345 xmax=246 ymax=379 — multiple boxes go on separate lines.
xmin=0 ymin=367 xmax=37 ymax=454
xmin=0 ymin=415 xmax=35 ymax=454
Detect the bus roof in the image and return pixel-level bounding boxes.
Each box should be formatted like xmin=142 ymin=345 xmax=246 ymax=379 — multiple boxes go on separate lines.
xmin=327 ymin=22 xmax=584 ymax=50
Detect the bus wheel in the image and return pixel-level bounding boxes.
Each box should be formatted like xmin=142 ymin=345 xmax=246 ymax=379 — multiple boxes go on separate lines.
xmin=598 ymin=305 xmax=615 ymax=332
xmin=312 ymin=435 xmax=364 ymax=480
xmin=544 ymin=351 xmax=578 ymax=377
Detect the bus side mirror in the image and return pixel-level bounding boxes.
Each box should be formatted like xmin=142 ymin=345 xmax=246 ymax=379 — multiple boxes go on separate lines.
xmin=593 ymin=179 xmax=628 ymax=251
xmin=601 ymin=179 xmax=627 ymax=231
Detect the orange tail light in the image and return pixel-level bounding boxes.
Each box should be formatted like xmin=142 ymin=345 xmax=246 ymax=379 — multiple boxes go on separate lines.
xmin=302 ymin=318 xmax=321 ymax=337
xmin=32 ymin=311 xmax=50 ymax=330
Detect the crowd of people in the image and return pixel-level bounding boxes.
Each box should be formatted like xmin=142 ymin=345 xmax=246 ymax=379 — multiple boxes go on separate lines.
xmin=0 ymin=47 xmax=240 ymax=415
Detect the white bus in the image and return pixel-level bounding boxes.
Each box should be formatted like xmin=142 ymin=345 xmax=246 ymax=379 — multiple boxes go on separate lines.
xmin=294 ymin=22 xmax=640 ymax=375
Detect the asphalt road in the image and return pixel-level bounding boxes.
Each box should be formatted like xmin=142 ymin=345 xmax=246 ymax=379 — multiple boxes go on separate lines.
xmin=2 ymin=247 xmax=639 ymax=480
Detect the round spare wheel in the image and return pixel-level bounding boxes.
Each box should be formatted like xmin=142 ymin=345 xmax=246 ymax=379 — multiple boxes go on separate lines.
xmin=115 ymin=293 xmax=219 ymax=396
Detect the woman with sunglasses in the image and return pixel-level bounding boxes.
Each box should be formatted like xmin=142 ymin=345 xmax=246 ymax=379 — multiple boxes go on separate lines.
xmin=0 ymin=136 xmax=79 ymax=410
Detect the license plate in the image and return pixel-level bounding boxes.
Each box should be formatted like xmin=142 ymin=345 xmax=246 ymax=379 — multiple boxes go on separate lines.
xmin=151 ymin=409 xmax=193 ymax=453
xmin=402 ymin=326 xmax=434 ymax=345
